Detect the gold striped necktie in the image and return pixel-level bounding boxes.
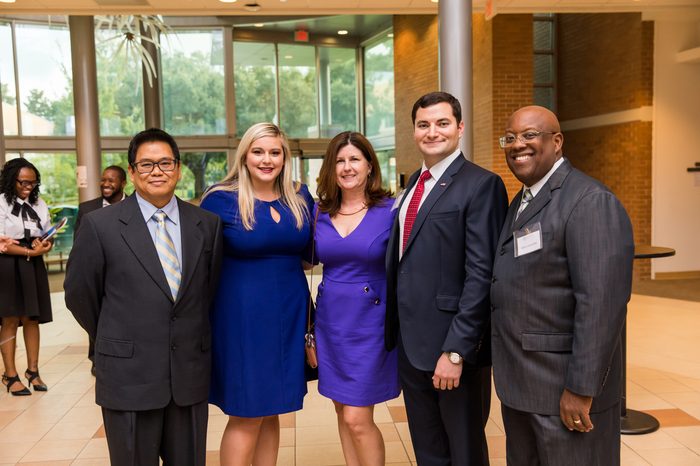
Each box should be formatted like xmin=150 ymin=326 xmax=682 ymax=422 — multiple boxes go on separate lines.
xmin=153 ymin=210 xmax=181 ymax=301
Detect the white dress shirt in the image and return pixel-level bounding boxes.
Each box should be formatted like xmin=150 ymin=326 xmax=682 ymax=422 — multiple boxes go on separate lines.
xmin=0 ymin=196 xmax=50 ymax=240
xmin=135 ymin=192 xmax=183 ymax=269
xmin=399 ymin=148 xmax=463 ymax=260
xmin=102 ymin=192 xmax=126 ymax=208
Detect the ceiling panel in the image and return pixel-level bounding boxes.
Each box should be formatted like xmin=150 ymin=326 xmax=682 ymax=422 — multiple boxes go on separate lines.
xmin=307 ymin=0 xmax=363 ymax=8
xmin=358 ymin=0 xmax=412 ymax=7
xmin=145 ymin=0 xmax=206 ymax=9
xmin=37 ymin=0 xmax=104 ymax=6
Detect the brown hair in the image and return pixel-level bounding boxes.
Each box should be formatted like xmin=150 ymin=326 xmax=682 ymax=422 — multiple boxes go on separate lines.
xmin=317 ymin=131 xmax=392 ymax=216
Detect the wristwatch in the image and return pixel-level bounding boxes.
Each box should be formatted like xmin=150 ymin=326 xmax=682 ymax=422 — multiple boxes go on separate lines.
xmin=446 ymin=352 xmax=463 ymax=364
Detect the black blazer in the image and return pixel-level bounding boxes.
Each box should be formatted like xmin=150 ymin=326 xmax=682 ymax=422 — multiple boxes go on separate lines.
xmin=64 ymin=194 xmax=223 ymax=411
xmin=74 ymin=195 xmax=130 ymax=239
xmin=490 ymin=159 xmax=634 ymax=416
xmin=385 ymin=154 xmax=508 ymax=371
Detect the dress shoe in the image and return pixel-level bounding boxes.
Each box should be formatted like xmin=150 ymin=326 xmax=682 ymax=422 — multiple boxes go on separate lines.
xmin=2 ymin=374 xmax=31 ymax=396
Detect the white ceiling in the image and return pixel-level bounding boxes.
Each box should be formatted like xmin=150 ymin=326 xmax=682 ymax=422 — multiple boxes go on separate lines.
xmin=0 ymin=0 xmax=698 ymax=16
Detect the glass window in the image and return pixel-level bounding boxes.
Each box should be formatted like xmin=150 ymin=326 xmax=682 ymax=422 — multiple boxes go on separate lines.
xmin=364 ymin=36 xmax=394 ymax=138
xmin=22 ymin=153 xmax=78 ymax=207
xmin=534 ymin=21 xmax=553 ymax=51
xmin=534 ymin=54 xmax=553 ymax=84
xmin=233 ymin=41 xmax=277 ymax=137
xmin=375 ymin=149 xmax=396 ymax=193
xmin=15 ymin=24 xmax=74 ymax=136
xmin=176 ymin=151 xmax=227 ymax=201
xmin=301 ymin=157 xmax=323 ymax=199
xmin=1 ymin=22 xmax=18 ymax=136
xmin=6 ymin=153 xmax=20 ymax=160
xmin=318 ymin=47 xmax=357 ymax=137
xmin=162 ymin=30 xmax=226 ymax=136
xmin=102 ymin=153 xmax=135 ymax=196
xmin=278 ymin=44 xmax=317 ymax=139
xmin=95 ymin=30 xmax=144 ymax=136
xmin=534 ymin=87 xmax=554 ymax=111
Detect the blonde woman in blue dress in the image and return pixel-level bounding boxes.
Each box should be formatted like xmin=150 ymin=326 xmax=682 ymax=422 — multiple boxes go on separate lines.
xmin=200 ymin=122 xmax=314 ymax=466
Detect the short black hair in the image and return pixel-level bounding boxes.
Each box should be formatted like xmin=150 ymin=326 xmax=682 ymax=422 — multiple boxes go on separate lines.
xmin=0 ymin=158 xmax=41 ymax=205
xmin=127 ymin=128 xmax=180 ymax=165
xmin=103 ymin=165 xmax=127 ymax=183
xmin=411 ymin=91 xmax=462 ymax=125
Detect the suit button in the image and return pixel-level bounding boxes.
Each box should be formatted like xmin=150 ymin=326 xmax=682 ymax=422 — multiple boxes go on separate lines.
xmin=172 ymin=315 xmax=177 ymax=321
xmin=375 ymin=300 xmax=380 ymax=305
xmin=318 ymin=291 xmax=322 ymax=297
xmin=491 ymin=276 xmax=497 ymax=283
xmin=364 ymin=287 xmax=369 ymax=292
xmin=500 ymin=248 xmax=505 ymax=256
xmin=490 ymin=304 xmax=495 ymax=312
xmin=321 ymin=281 xmax=324 ymax=287
xmin=171 ymin=344 xmax=177 ymax=350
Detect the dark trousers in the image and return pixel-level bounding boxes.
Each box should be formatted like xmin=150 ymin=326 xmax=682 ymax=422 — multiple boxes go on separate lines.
xmin=501 ymin=401 xmax=621 ymax=466
xmin=398 ymin=338 xmax=491 ymax=466
xmin=102 ymin=397 xmax=208 ymax=466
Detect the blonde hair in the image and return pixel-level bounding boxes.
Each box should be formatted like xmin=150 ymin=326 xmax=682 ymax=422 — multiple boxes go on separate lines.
xmin=201 ymin=122 xmax=309 ymax=231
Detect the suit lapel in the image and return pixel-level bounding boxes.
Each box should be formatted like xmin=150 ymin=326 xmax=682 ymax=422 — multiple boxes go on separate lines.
xmin=176 ymin=200 xmax=204 ymax=302
xmin=402 ymin=155 xmax=465 ymax=256
xmin=505 ymin=158 xmax=573 ymax=240
xmin=119 ymin=196 xmax=174 ymax=303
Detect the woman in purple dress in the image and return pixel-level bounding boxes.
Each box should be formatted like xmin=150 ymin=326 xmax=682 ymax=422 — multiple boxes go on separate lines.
xmin=312 ymin=132 xmax=400 ymax=466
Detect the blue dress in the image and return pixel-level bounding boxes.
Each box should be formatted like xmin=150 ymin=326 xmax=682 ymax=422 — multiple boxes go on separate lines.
xmin=201 ymin=185 xmax=314 ymax=417
xmin=311 ymin=200 xmax=401 ymax=406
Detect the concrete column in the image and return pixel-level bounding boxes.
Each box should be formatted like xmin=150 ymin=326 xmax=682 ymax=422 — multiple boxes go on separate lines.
xmin=141 ymin=21 xmax=161 ymax=130
xmin=439 ymin=0 xmax=473 ymax=162
xmin=69 ymin=16 xmax=102 ymax=202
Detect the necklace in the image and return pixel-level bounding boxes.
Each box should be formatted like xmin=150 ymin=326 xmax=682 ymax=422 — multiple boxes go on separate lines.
xmin=337 ymin=204 xmax=367 ymax=216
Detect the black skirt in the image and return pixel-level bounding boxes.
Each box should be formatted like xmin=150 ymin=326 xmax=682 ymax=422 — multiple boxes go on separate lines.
xmin=0 ymin=239 xmax=53 ymax=323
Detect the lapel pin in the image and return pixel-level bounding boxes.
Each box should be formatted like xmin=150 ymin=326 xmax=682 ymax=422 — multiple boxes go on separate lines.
xmin=440 ymin=183 xmax=446 ymax=186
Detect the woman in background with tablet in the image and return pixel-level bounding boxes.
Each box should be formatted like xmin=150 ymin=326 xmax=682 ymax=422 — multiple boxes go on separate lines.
xmin=0 ymin=158 xmax=53 ymax=396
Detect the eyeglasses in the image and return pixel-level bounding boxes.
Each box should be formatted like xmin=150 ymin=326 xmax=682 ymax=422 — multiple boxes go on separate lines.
xmin=17 ymin=180 xmax=39 ymax=188
xmin=499 ymin=131 xmax=558 ymax=148
xmin=131 ymin=158 xmax=179 ymax=174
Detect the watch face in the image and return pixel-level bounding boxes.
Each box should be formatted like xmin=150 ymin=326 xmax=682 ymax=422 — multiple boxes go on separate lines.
xmin=449 ymin=353 xmax=461 ymax=364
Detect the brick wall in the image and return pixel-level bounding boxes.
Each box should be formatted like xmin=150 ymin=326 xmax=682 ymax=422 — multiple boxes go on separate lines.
xmin=491 ymin=14 xmax=534 ymax=201
xmin=558 ymin=14 xmax=654 ymax=279
xmin=473 ymin=14 xmax=493 ymax=171
xmin=557 ymin=13 xmax=648 ymax=120
xmin=393 ymin=15 xmax=439 ymax=184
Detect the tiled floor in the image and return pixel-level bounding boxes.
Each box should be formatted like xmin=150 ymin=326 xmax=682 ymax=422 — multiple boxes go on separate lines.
xmin=1 ymin=291 xmax=700 ymax=465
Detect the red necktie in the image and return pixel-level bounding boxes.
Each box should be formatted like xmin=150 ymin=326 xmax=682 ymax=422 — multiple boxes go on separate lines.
xmin=403 ymin=170 xmax=432 ymax=253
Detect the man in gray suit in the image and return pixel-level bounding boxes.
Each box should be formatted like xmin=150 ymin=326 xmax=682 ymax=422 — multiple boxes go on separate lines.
xmin=65 ymin=128 xmax=223 ymax=466
xmin=491 ymin=106 xmax=634 ymax=465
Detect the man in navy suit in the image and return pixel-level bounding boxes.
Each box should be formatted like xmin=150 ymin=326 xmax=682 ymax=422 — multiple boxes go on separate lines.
xmin=385 ymin=92 xmax=508 ymax=465
xmin=491 ymin=106 xmax=634 ymax=465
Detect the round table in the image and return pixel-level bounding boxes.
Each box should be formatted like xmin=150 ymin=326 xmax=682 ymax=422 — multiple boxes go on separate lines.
xmin=621 ymin=245 xmax=676 ymax=435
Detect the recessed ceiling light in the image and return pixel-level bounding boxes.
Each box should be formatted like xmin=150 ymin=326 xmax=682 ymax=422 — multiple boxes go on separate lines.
xmin=219 ymin=0 xmax=236 ymax=3
xmin=338 ymin=30 xmax=348 ymax=35
xmin=285 ymin=55 xmax=293 ymax=59
xmin=254 ymin=23 xmax=264 ymax=27
xmin=387 ymin=33 xmax=394 ymax=37
xmin=431 ymin=0 xmax=438 ymax=3
xmin=0 ymin=0 xmax=17 ymax=3
xmin=244 ymin=2 xmax=261 ymax=11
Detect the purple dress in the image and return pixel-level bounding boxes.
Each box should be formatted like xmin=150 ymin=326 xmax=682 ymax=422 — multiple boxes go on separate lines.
xmin=312 ymin=200 xmax=401 ymax=406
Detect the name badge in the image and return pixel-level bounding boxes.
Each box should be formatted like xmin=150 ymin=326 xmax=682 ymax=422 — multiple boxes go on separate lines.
xmin=24 ymin=220 xmax=39 ymax=231
xmin=513 ymin=222 xmax=543 ymax=257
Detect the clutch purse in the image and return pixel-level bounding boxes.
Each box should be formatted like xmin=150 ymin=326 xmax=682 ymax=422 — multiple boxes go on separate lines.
xmin=305 ymin=207 xmax=320 ymax=369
